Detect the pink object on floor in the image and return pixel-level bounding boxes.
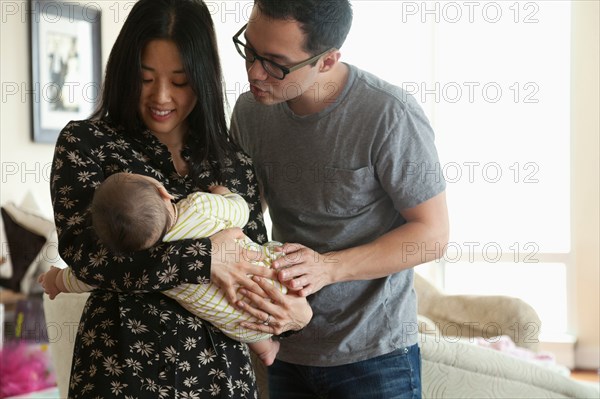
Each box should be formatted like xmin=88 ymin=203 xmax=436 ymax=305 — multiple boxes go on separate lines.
xmin=0 ymin=342 xmax=56 ymax=398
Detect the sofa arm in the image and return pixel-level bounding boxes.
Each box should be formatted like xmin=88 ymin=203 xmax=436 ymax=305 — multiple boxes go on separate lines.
xmin=415 ymin=274 xmax=542 ymax=351
xmin=420 ymin=334 xmax=598 ymax=399
xmin=43 ymin=292 xmax=89 ymax=398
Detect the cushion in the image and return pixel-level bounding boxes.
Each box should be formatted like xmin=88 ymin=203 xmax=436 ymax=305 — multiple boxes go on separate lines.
xmin=0 ymin=208 xmax=46 ymax=292
xmin=418 ymin=314 xmax=439 ymax=335
xmin=1 ymin=202 xmax=55 ymax=238
xmin=0 ymin=202 xmax=56 ymax=294
xmin=0 ymin=213 xmax=13 ymax=279
xmin=30 ymin=229 xmax=68 ymax=292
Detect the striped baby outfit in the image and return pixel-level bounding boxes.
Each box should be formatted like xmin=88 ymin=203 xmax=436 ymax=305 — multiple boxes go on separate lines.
xmin=61 ymin=190 xmax=286 ymax=343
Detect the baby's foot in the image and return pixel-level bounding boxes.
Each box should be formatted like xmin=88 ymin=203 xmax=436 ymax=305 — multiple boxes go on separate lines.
xmin=258 ymin=340 xmax=280 ymax=366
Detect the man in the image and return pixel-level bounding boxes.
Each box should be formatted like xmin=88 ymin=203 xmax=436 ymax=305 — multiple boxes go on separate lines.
xmin=230 ymin=1 xmax=449 ymax=397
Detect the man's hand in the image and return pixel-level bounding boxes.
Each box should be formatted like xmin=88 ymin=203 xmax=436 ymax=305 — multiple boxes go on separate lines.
xmin=271 ymin=243 xmax=337 ymax=297
xmin=210 ymin=228 xmax=277 ymax=304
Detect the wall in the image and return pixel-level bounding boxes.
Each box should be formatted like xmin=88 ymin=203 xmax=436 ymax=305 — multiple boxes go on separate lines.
xmin=1 ymin=0 xmax=598 ymax=368
xmin=1 ymin=0 xmax=125 ymax=217
xmin=0 ymin=0 xmax=251 ymax=217
xmin=571 ymin=0 xmax=600 ymax=369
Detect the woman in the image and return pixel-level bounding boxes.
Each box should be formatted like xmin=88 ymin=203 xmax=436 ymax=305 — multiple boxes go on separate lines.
xmin=50 ymin=0 xmax=311 ymax=397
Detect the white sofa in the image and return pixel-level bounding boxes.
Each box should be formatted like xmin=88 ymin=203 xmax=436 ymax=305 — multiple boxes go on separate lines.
xmin=42 ymin=293 xmax=89 ymax=398
xmin=413 ymin=274 xmax=599 ymax=398
xmin=43 ymin=276 xmax=599 ymax=399
xmin=419 ymin=335 xmax=597 ymax=398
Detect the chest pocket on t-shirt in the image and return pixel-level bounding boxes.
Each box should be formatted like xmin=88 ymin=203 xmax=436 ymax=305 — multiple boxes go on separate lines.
xmin=323 ymin=166 xmax=379 ymax=216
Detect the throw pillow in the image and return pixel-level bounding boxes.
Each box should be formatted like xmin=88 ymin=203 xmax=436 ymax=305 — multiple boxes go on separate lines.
xmin=0 ymin=209 xmax=46 ymax=293
xmin=23 ymin=229 xmax=67 ymax=295
xmin=1 ymin=202 xmax=57 ymax=294
xmin=0 ymin=215 xmax=13 ymax=279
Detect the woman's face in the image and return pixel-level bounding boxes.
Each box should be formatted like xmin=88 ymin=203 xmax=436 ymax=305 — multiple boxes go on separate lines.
xmin=139 ymin=39 xmax=197 ymax=143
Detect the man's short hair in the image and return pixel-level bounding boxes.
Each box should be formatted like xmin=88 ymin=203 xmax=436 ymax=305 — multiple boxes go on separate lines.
xmin=255 ymin=0 xmax=353 ymax=55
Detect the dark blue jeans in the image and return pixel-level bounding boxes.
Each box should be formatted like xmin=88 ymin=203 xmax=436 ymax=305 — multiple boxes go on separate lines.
xmin=268 ymin=344 xmax=422 ymax=399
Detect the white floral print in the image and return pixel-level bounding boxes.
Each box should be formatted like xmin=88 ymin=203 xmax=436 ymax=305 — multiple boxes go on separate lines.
xmin=51 ymin=120 xmax=263 ymax=398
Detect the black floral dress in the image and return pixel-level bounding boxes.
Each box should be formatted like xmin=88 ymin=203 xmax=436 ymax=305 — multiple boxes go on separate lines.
xmin=51 ymin=119 xmax=267 ymax=399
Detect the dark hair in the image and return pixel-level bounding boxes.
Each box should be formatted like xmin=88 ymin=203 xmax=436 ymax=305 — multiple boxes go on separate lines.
xmin=92 ymin=0 xmax=234 ymax=184
xmin=254 ymin=0 xmax=353 ymax=55
xmin=91 ymin=173 xmax=170 ymax=253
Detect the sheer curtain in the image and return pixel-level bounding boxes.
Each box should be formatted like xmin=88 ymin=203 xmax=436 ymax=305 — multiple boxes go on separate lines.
xmin=217 ymin=0 xmax=572 ymax=337
xmin=345 ymin=0 xmax=571 ymax=337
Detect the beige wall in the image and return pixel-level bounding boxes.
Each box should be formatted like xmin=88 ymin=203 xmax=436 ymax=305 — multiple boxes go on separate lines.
xmin=1 ymin=0 xmax=598 ymax=368
xmin=0 ymin=0 xmax=247 ymax=216
xmin=571 ymin=0 xmax=600 ymax=369
xmin=0 ymin=1 xmax=125 ymax=217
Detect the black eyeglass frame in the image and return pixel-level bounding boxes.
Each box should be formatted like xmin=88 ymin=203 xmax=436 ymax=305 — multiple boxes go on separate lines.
xmin=233 ymin=23 xmax=334 ymax=80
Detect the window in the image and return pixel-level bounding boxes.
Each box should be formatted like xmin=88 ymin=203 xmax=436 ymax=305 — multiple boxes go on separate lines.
xmin=345 ymin=0 xmax=572 ymax=337
xmin=217 ymin=0 xmax=573 ymax=337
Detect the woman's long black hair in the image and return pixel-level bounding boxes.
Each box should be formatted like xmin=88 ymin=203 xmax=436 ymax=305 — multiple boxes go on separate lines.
xmin=92 ymin=0 xmax=234 ymax=184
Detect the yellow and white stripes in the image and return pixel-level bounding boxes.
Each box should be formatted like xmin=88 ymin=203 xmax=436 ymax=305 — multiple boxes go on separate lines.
xmin=161 ymin=192 xmax=286 ymax=342
xmin=61 ymin=190 xmax=287 ymax=343
xmin=61 ymin=267 xmax=95 ymax=293
xmin=162 ymin=244 xmax=286 ymax=343
xmin=164 ymin=192 xmax=249 ymax=241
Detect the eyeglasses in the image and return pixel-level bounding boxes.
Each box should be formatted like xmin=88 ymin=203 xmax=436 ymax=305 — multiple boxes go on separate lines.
xmin=233 ymin=23 xmax=333 ymax=80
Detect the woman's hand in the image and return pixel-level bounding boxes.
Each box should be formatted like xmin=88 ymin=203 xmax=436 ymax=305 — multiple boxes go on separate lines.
xmin=210 ymin=228 xmax=277 ymax=304
xmin=237 ymin=276 xmax=313 ymax=336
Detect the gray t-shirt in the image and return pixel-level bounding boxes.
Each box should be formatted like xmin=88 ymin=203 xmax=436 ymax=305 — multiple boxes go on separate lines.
xmin=231 ymin=64 xmax=445 ymax=366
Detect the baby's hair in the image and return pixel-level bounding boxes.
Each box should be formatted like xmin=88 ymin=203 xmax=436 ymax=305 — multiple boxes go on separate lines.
xmin=91 ymin=173 xmax=170 ymax=253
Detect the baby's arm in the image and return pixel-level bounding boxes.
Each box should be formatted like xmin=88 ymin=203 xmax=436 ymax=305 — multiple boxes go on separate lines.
xmin=208 ymin=185 xmax=231 ymax=196
xmin=185 ymin=187 xmax=250 ymax=230
xmin=209 ymin=186 xmax=250 ymax=227
xmin=38 ymin=266 xmax=68 ymax=299
xmin=38 ymin=266 xmax=96 ymax=299
xmin=215 ymin=188 xmax=250 ymax=229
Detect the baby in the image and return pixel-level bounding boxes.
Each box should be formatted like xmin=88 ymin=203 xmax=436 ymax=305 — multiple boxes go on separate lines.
xmin=39 ymin=172 xmax=285 ymax=365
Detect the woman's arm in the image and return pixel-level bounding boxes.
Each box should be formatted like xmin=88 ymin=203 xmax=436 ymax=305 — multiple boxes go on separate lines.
xmin=208 ymin=150 xmax=278 ymax=303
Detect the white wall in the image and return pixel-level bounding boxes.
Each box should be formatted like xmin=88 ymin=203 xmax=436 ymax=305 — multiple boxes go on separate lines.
xmin=571 ymin=0 xmax=600 ymax=369
xmin=0 ymin=0 xmax=125 ymax=217
xmin=1 ymin=0 xmax=598 ymax=368
xmin=0 ymin=0 xmax=251 ymax=218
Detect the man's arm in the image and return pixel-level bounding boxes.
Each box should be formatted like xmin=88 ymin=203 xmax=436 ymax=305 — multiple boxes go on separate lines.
xmin=273 ymin=191 xmax=449 ymax=296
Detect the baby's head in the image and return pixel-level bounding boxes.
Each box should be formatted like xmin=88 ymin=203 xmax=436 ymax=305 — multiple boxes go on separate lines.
xmin=91 ymin=173 xmax=175 ymax=253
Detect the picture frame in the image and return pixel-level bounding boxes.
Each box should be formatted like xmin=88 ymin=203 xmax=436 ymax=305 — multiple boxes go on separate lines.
xmin=30 ymin=0 xmax=102 ymax=143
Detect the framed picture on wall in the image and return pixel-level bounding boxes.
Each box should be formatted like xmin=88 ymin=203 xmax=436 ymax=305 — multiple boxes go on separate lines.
xmin=30 ymin=0 xmax=102 ymax=144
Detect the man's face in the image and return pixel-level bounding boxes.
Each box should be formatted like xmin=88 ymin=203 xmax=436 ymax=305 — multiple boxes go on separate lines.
xmin=243 ymin=6 xmax=321 ymax=106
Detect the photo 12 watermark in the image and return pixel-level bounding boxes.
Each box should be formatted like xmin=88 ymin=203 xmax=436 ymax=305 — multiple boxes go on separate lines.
xmin=400 ymin=1 xmax=540 ymax=24
xmin=400 ymin=240 xmax=540 ymax=264
xmin=402 ymin=161 xmax=541 ymax=184
xmin=1 ymin=161 xmax=53 ymax=184
xmin=401 ymin=81 xmax=540 ymax=104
